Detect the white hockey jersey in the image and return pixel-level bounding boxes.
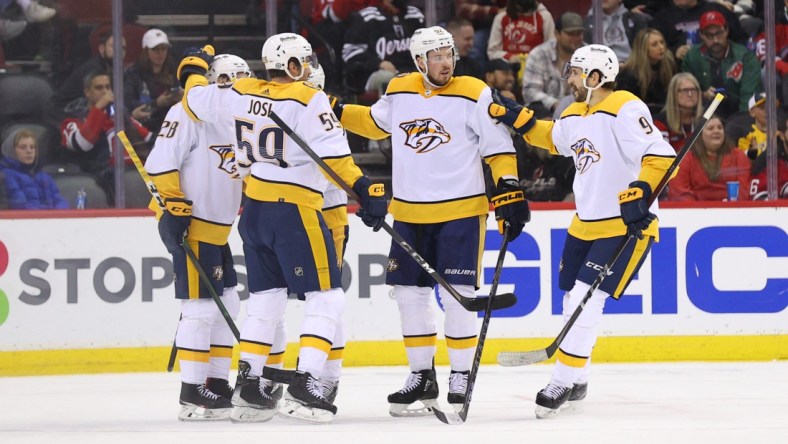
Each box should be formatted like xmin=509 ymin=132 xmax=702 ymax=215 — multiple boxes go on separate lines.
xmin=526 ymin=90 xmax=676 ymax=240
xmin=144 ymin=101 xmax=243 ymax=245
xmin=182 ymin=77 xmax=363 ymax=211
xmin=341 ymin=73 xmax=518 ymax=224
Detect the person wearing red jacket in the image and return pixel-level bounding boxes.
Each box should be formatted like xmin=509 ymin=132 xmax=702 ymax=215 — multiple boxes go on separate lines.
xmin=668 ymin=115 xmax=750 ymax=201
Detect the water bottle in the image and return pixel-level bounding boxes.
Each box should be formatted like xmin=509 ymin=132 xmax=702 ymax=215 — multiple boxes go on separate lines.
xmin=686 ymin=29 xmax=698 ymax=47
xmin=76 ymin=187 xmax=87 ymax=210
xmin=746 ymin=36 xmax=756 ymax=53
xmin=140 ymin=82 xmax=152 ymax=110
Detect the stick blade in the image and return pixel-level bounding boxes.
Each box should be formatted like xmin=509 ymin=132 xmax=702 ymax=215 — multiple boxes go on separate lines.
xmin=497 ymin=349 xmax=550 ymax=366
xmin=462 ymin=293 xmax=516 ymax=312
xmin=432 ymin=405 xmax=465 ymax=425
xmin=262 ymin=366 xmax=296 ymax=384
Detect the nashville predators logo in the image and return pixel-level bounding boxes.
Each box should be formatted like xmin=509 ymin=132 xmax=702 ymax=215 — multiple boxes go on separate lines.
xmin=399 ymin=118 xmax=451 ymax=153
xmin=571 ymin=138 xmax=601 ymax=174
xmin=209 ymin=145 xmax=237 ymax=175
xmin=212 ymin=266 xmax=224 ymax=280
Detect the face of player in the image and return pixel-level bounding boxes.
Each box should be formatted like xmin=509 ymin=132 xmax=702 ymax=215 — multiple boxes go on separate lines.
xmin=676 ymin=78 xmax=699 ymax=110
xmin=14 ymin=136 xmax=37 ymax=165
xmin=422 ymin=46 xmax=455 ymax=87
xmin=566 ymin=66 xmax=597 ymax=102
xmin=701 ymin=117 xmax=726 ymax=153
xmin=647 ymin=32 xmax=666 ymax=63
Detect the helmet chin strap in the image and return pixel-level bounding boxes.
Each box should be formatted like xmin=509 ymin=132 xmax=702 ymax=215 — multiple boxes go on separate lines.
xmin=582 ymin=74 xmax=602 ymax=105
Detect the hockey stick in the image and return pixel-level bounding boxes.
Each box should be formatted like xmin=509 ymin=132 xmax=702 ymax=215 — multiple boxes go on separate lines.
xmin=166 ymin=314 xmax=181 ymax=372
xmin=498 ymin=93 xmax=725 ymax=367
xmin=434 ymin=224 xmax=511 ymax=424
xmin=263 ymin=366 xmax=296 ymax=384
xmin=117 ymin=131 xmax=241 ymax=371
xmin=268 ymin=111 xmax=516 ymax=312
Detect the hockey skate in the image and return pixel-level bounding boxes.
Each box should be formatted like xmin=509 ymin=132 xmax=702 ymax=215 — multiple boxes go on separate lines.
xmin=178 ymin=382 xmax=232 ymax=421
xmin=205 ymin=377 xmax=234 ymax=399
xmin=534 ymin=383 xmax=572 ymax=419
xmin=565 ymin=382 xmax=587 ymax=413
xmin=279 ymin=371 xmax=337 ymax=424
xmin=230 ymin=361 xmax=279 ymax=423
xmin=447 ymin=370 xmax=469 ymax=413
xmin=318 ymin=379 xmax=339 ymax=404
xmin=387 ymin=368 xmax=439 ymax=417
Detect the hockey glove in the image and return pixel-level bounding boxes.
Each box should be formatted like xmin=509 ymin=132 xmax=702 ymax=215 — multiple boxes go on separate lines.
xmin=327 ymin=94 xmax=344 ymax=120
xmin=618 ymin=181 xmax=656 ymax=240
xmin=352 ymin=176 xmax=387 ymax=231
xmin=488 ymin=89 xmax=536 ymax=136
xmin=177 ymin=45 xmax=215 ymax=88
xmin=491 ymin=178 xmax=530 ymax=241
xmin=158 ymin=197 xmax=193 ymax=254
xmin=231 ymin=144 xmax=253 ymax=179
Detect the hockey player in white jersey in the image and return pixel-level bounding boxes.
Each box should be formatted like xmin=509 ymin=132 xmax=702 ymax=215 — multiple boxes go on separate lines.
xmin=144 ymin=53 xmax=251 ymax=421
xmin=489 ymin=44 xmax=677 ymax=418
xmin=176 ymin=34 xmax=387 ymax=424
xmin=333 ymin=26 xmax=531 ymax=416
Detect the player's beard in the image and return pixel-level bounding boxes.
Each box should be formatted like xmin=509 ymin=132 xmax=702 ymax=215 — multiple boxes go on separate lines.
xmin=427 ymin=67 xmax=453 ymax=87
xmin=570 ymin=83 xmax=588 ymax=102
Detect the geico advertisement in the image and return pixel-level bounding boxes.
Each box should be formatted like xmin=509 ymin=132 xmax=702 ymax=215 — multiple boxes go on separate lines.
xmin=0 ymin=208 xmax=786 ymax=351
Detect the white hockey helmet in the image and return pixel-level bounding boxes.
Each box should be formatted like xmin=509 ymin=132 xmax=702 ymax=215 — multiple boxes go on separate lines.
xmin=206 ymin=54 xmax=252 ymax=85
xmin=409 ymin=26 xmax=457 ymax=87
xmin=261 ymin=33 xmax=318 ymax=80
xmin=566 ymin=44 xmax=619 ymax=87
xmin=307 ymin=63 xmax=325 ymax=89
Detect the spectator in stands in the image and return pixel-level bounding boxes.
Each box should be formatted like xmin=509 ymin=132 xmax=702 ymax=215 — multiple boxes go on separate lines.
xmin=730 ymin=92 xmax=775 ymax=160
xmin=624 ymin=1 xmax=666 ymax=16
xmin=616 ymin=28 xmax=678 ymax=111
xmin=484 ymin=58 xmax=516 ymax=99
xmin=0 ymin=0 xmax=55 ymax=41
xmin=654 ymin=72 xmax=704 ymax=151
xmin=447 ymin=16 xmax=483 ymax=79
xmin=455 ymin=0 xmax=507 ymax=66
xmin=487 ymin=0 xmax=554 ymax=63
xmin=124 ymin=29 xmax=180 ymax=134
xmin=651 ymin=0 xmax=745 ymax=61
xmin=60 ymin=71 xmax=151 ymax=203
xmin=749 ymin=116 xmax=788 ymax=200
xmin=583 ymin=0 xmax=649 ymax=63
xmin=521 ymin=11 xmax=584 ymax=118
xmin=51 ymin=30 xmax=125 ymax=113
xmin=0 ymin=127 xmax=68 ymax=209
xmin=682 ymin=10 xmax=762 ymax=118
xmin=667 ymin=115 xmax=750 ymax=201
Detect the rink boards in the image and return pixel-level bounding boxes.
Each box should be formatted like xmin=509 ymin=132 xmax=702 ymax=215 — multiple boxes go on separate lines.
xmin=0 ymin=205 xmax=786 ymax=375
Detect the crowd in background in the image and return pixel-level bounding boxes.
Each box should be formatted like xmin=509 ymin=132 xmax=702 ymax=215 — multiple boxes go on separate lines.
xmin=1 ymin=0 xmax=787 ymax=210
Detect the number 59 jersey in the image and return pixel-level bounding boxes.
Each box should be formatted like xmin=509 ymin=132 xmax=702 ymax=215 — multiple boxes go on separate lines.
xmin=182 ymin=78 xmax=361 ymax=211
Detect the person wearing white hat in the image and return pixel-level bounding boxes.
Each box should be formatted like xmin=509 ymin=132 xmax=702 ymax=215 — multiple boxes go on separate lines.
xmin=124 ymin=28 xmax=180 ymax=134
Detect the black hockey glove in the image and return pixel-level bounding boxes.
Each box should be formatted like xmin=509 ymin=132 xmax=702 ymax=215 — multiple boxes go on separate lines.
xmin=158 ymin=197 xmax=193 ymax=254
xmin=327 ymin=94 xmax=344 ymax=121
xmin=491 ymin=178 xmax=530 ymax=241
xmin=177 ymin=45 xmax=215 ymax=88
xmin=352 ymin=176 xmax=387 ymax=231
xmin=488 ymin=89 xmax=536 ymax=136
xmin=618 ymin=181 xmax=656 ymax=240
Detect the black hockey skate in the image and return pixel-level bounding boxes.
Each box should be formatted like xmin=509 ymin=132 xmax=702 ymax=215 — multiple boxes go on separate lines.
xmin=387 ymin=368 xmax=439 ymax=417
xmin=318 ymin=379 xmax=339 ymax=404
xmin=280 ymin=371 xmax=337 ymax=424
xmin=230 ymin=360 xmax=278 ymax=423
xmin=564 ymin=382 xmax=588 ymax=413
xmin=205 ymin=377 xmax=234 ymax=399
xmin=447 ymin=370 xmax=469 ymax=412
xmin=262 ymin=379 xmax=283 ymax=401
xmin=535 ymin=383 xmax=572 ymax=419
xmin=178 ymin=382 xmax=232 ymax=421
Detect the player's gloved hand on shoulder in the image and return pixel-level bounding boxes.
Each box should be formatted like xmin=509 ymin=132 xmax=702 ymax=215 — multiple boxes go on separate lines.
xmin=327 ymin=94 xmax=344 ymax=120
xmin=177 ymin=45 xmax=215 ymax=88
xmin=491 ymin=178 xmax=530 ymax=241
xmin=158 ymin=198 xmax=193 ymax=254
xmin=231 ymin=145 xmax=253 ymax=179
xmin=488 ymin=89 xmax=536 ymax=136
xmin=618 ymin=181 xmax=656 ymax=240
xmin=352 ymin=176 xmax=387 ymax=231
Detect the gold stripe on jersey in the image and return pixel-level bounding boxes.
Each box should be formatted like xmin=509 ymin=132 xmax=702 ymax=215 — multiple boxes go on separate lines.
xmin=328 ymin=346 xmax=345 ymax=361
xmin=639 ymin=155 xmax=677 ymax=191
xmin=232 ymin=77 xmax=318 ymax=106
xmin=240 ymin=339 xmax=272 ymax=356
xmin=209 ymin=345 xmax=233 ymax=359
xmin=178 ymin=348 xmax=210 ymax=363
xmin=323 ymin=156 xmax=364 ymax=190
xmin=147 ymin=169 xmax=184 ymax=217
xmin=386 ymin=72 xmax=487 ymax=102
xmin=612 ymin=235 xmax=653 ymax=298
xmin=187 ymin=217 xmax=233 ymax=245
xmin=524 ymin=120 xmax=558 ymax=154
xmin=266 ymin=351 xmax=285 ymax=365
xmin=185 ymin=239 xmax=201 ymax=299
xmin=245 ymin=176 xmax=324 ymax=211
xmin=340 ymin=104 xmax=390 ymax=140
xmin=389 ymin=194 xmax=488 ymax=224
xmin=403 ymin=333 xmax=438 ymax=348
xmin=300 ymin=334 xmax=333 ymax=354
xmin=560 ymin=90 xmax=640 ymax=119
xmin=567 ymin=214 xmax=659 ymax=242
xmin=183 ymin=76 xmax=209 ymax=121
xmin=445 ymin=335 xmax=477 ymax=350
xmin=483 ymin=153 xmax=518 ymax=184
xmin=298 ymin=206 xmax=332 ymax=290
xmin=556 ymin=348 xmax=588 ymax=368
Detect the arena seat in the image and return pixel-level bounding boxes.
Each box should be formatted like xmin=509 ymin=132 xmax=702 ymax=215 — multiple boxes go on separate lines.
xmin=51 ymin=172 xmax=110 ymax=209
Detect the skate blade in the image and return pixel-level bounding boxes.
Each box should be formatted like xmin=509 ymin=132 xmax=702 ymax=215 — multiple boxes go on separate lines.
xmin=450 ymin=403 xmax=464 ymax=414
xmin=230 ymin=405 xmax=278 ymax=423
xmin=565 ymin=399 xmax=584 ymax=414
xmin=278 ymin=398 xmax=334 ymax=424
xmin=388 ymin=399 xmax=438 ymax=417
xmin=535 ymin=400 xmax=573 ymax=419
xmin=178 ymin=405 xmax=231 ymax=421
